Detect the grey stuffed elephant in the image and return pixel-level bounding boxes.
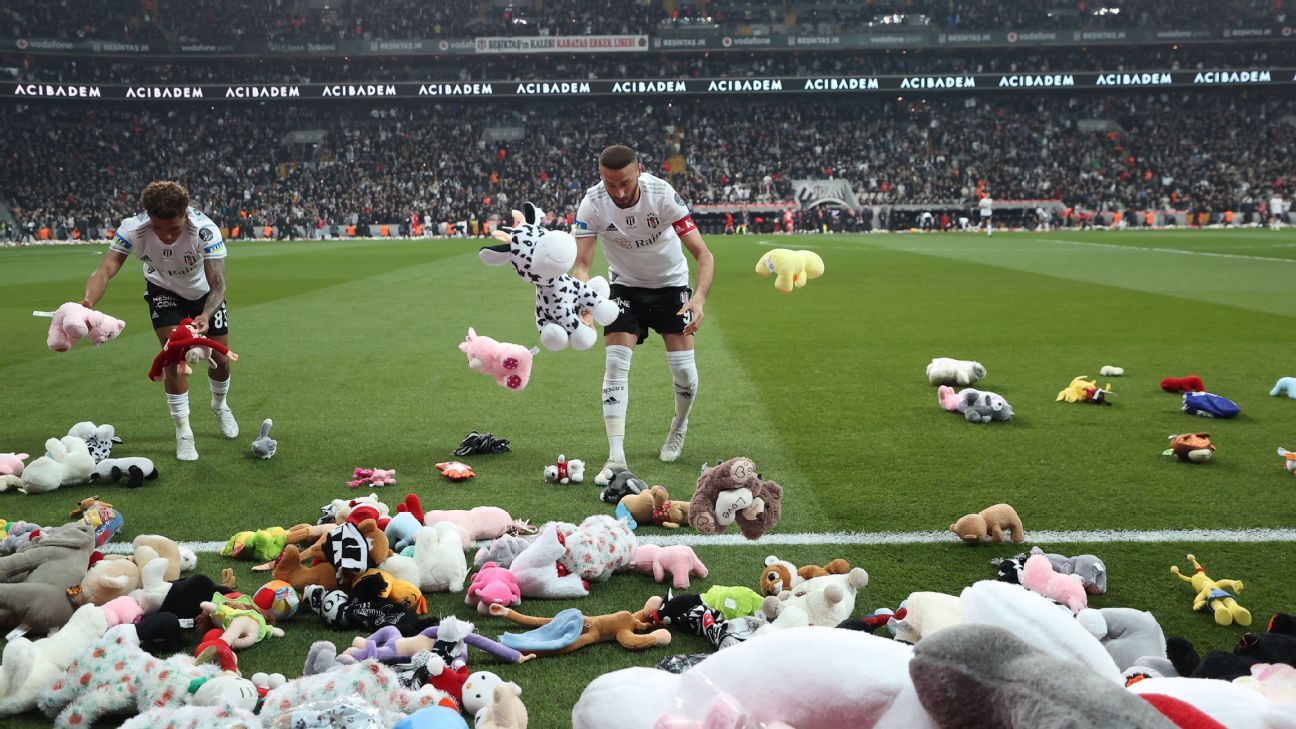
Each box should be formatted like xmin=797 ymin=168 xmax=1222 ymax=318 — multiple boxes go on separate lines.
xmin=0 ymin=522 xmax=96 ymax=634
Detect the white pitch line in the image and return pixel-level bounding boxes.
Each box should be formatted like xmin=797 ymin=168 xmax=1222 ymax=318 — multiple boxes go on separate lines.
xmin=100 ymin=527 xmax=1296 ymax=556
xmin=1032 ymin=237 xmax=1296 ymax=264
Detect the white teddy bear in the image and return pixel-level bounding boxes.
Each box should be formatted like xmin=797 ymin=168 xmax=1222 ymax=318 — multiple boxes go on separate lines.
xmin=926 ymin=357 xmax=987 ymax=386
xmin=543 ymin=454 xmax=585 ymax=484
xmin=9 ymin=436 xmax=96 ymax=494
xmin=413 ymin=522 xmax=469 ymax=593
xmin=755 ymin=567 xmax=870 ymax=635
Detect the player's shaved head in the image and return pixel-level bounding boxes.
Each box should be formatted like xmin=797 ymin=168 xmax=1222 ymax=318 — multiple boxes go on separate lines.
xmin=141 ymin=180 xmax=190 ymax=219
xmin=599 ymin=145 xmax=637 ymax=171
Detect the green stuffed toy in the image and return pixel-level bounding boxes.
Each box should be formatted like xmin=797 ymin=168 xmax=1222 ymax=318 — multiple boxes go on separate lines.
xmin=222 ymin=527 xmax=287 ymax=562
xmin=700 ymin=585 xmax=765 ymax=620
xmin=755 ymin=249 xmax=825 ymax=293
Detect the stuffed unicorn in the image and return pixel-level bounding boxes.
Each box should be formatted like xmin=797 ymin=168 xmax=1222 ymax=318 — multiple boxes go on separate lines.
xmin=479 ymin=202 xmax=619 ymax=351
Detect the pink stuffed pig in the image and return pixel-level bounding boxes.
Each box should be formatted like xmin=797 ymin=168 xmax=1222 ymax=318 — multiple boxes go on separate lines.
xmin=630 ymin=544 xmax=709 ymax=589
xmin=0 ymin=453 xmax=28 ymax=477
xmin=423 ymin=506 xmax=533 ymax=549
xmin=1020 ymin=553 xmax=1087 ymax=613
xmin=47 ymin=302 xmax=126 ymax=352
xmin=459 ymin=327 xmax=539 ymax=391
xmin=465 ymin=561 xmax=523 ymax=616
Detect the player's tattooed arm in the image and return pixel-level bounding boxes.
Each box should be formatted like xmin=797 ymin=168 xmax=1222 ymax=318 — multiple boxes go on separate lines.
xmin=194 ymin=258 xmax=227 ymax=332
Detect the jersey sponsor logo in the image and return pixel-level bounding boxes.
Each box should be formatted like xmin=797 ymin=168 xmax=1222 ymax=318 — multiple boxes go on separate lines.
xmin=672 ymin=216 xmax=697 ymax=236
xmin=203 ymin=241 xmax=225 ymax=253
xmin=574 ymin=219 xmax=590 ymax=231
xmin=646 ymin=213 xmax=659 ymax=228
xmin=199 ymin=228 xmax=214 ymax=242
xmin=606 ymin=223 xmax=617 ymax=231
xmin=614 ymin=237 xmax=633 ymax=249
xmin=624 ymin=215 xmax=636 ymax=226
xmin=183 ymin=250 xmax=197 ymax=266
xmin=113 ymin=233 xmax=133 ymax=250
xmin=151 ymin=295 xmax=176 ymax=309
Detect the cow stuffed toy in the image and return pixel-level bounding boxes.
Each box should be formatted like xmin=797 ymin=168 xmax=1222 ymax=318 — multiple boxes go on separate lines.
xmin=479 ymin=202 xmax=619 ymax=351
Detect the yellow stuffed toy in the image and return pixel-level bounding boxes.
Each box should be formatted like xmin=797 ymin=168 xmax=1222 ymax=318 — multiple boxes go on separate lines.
xmin=1171 ymin=553 xmax=1251 ymax=626
xmin=755 ymin=249 xmax=824 ymax=293
xmin=1056 ymin=375 xmax=1113 ymax=404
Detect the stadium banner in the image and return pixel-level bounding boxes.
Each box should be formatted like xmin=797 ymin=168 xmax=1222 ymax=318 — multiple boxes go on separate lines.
xmin=793 ymin=179 xmax=860 ymax=210
xmin=5 ymin=69 xmax=1293 ymax=101
xmin=473 ymin=35 xmax=649 ymax=53
xmin=7 ymin=26 xmax=1292 ymax=57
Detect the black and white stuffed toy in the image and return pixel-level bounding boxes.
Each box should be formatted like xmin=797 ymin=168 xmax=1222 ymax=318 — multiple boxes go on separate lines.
xmin=302 ymin=573 xmax=426 ymax=636
xmin=67 ymin=421 xmax=121 ymax=463
xmin=90 ymin=457 xmax=158 ymax=488
xmin=479 ymin=202 xmax=620 ymax=351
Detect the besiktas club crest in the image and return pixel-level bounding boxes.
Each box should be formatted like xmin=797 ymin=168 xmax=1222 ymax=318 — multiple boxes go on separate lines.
xmin=646 ymin=213 xmax=659 ymax=228
xmin=183 ymin=250 xmax=197 ymax=265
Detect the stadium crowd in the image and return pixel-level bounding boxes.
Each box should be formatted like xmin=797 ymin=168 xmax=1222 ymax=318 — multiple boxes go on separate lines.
xmin=5 ymin=44 xmax=1283 ymax=85
xmin=2 ymin=91 xmax=1290 ymax=240
xmin=3 ymin=0 xmax=1287 ymax=43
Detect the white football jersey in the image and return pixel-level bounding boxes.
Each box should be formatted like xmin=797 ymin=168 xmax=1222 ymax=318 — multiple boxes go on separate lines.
xmin=978 ymin=197 xmax=994 ymax=215
xmin=1271 ymin=197 xmax=1285 ymax=215
xmin=110 ymin=207 xmax=225 ymax=300
xmin=574 ymin=172 xmax=696 ymax=288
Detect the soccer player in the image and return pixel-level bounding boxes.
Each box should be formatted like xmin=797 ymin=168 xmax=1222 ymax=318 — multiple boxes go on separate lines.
xmin=978 ymin=193 xmax=994 ymax=236
xmin=1270 ymin=192 xmax=1287 ymax=230
xmin=571 ymin=145 xmax=715 ymax=483
xmin=918 ymin=211 xmax=934 ymax=232
xmin=80 ymin=181 xmax=237 ymax=461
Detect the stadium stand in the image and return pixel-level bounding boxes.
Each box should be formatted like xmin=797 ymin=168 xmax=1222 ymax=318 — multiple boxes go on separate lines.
xmin=2 ymin=91 xmax=1291 ymax=239
xmin=2 ymin=0 xmax=1288 ymax=42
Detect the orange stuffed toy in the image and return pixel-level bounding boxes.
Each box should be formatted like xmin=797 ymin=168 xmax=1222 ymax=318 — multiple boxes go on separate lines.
xmin=436 ymin=461 xmax=476 ymax=481
xmin=148 ymin=318 xmax=238 ymax=381
xmin=272 ymin=518 xmax=391 ymax=592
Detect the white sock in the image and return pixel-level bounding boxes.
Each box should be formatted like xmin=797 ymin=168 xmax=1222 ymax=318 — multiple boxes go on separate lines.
xmin=167 ymin=392 xmax=192 ymax=436
xmin=602 ymin=345 xmax=633 ymax=462
xmin=666 ymin=349 xmax=698 ymax=432
xmin=210 ymin=376 xmax=230 ymax=410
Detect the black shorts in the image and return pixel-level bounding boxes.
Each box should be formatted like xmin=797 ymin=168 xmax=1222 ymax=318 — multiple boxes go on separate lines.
xmin=604 ymin=284 xmax=693 ymax=344
xmin=144 ymin=281 xmax=228 ymax=336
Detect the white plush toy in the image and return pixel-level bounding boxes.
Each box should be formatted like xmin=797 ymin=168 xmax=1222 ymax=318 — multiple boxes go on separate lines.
xmin=888 ymin=591 xmax=963 ymax=645
xmin=543 ymin=454 xmax=585 ymax=484
xmin=66 ymin=421 xmax=119 ymax=462
xmin=413 ymin=522 xmax=469 ymax=593
xmin=576 ymin=581 xmax=1283 ymax=729
xmin=480 ymin=202 xmax=620 ymax=351
xmin=0 ymin=603 xmax=108 ymax=716
xmin=755 ymin=567 xmax=870 ymax=636
xmin=90 ymin=457 xmax=158 ymax=488
xmin=925 ymin=357 xmax=986 ymax=386
xmin=12 ymin=436 xmax=96 ymax=494
xmin=509 ymin=523 xmax=589 ymax=599
xmin=1100 ymin=365 xmax=1125 ymax=377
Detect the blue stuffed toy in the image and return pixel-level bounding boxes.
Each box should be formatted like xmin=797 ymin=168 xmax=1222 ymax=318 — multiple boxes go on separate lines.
xmin=1182 ymin=392 xmax=1240 ymax=419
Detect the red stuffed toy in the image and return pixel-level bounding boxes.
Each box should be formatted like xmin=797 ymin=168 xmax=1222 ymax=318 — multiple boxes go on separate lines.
xmin=1160 ymin=375 xmax=1205 ymax=393
xmin=148 ymin=318 xmax=239 ymax=381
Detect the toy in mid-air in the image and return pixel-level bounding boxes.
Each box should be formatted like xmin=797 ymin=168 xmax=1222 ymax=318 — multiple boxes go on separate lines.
xmin=41 ymin=302 xmax=126 ymax=351
xmin=479 ymin=202 xmax=619 ymax=351
xmin=755 ymin=248 xmax=824 ymax=293
xmin=459 ymin=328 xmax=539 ymax=391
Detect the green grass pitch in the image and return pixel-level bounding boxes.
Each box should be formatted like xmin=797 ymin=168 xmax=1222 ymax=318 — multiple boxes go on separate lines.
xmin=2 ymin=229 xmax=1296 ymax=727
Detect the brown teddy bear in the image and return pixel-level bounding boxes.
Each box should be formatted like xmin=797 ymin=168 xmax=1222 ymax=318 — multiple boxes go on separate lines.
xmin=648 ymin=485 xmax=690 ymax=529
xmin=949 ymin=503 xmax=1024 ymax=544
xmin=617 ymin=490 xmax=656 ymax=526
xmin=273 ymin=518 xmax=391 ymax=592
xmin=759 ymin=556 xmax=851 ymax=597
xmin=1166 ymin=432 xmax=1215 ymax=463
xmin=688 ymin=457 xmax=783 ymax=540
